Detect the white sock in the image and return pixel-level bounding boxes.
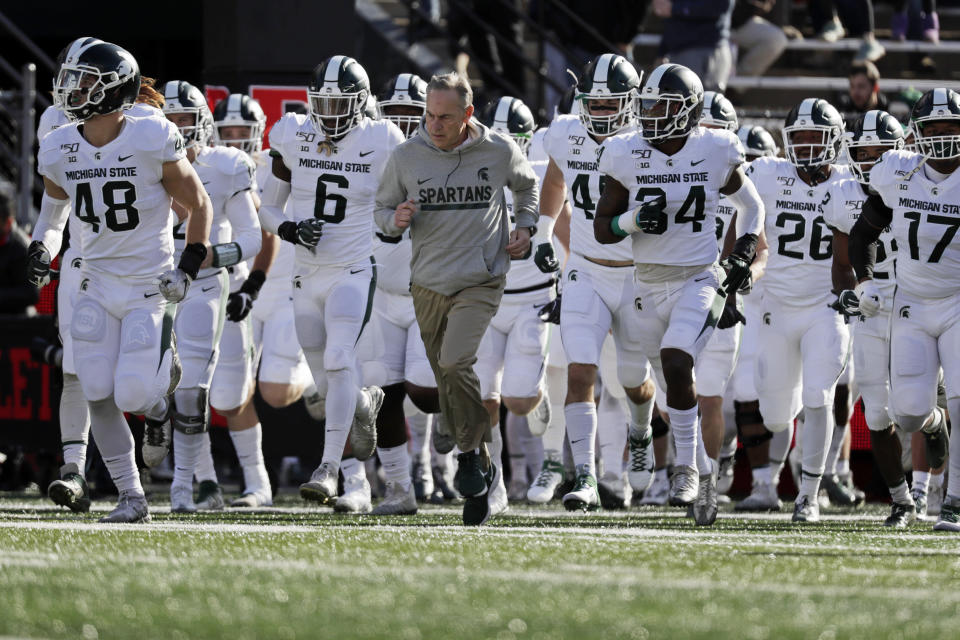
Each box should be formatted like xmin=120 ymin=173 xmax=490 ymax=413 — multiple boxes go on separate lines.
xmin=913 ymin=470 xmax=931 ymax=495
xmin=836 ymin=458 xmax=850 ymax=477
xmin=194 ymin=432 xmax=218 ymax=483
xmin=88 ymin=397 xmax=142 ymax=496
xmin=564 ymin=402 xmax=597 ymax=475
xmin=60 ymin=373 xmax=90 ymax=472
xmin=753 ymin=464 xmax=772 ymax=485
xmin=408 ymin=413 xmax=432 ymax=464
xmin=340 ymin=456 xmax=366 ymax=484
xmin=626 ymin=394 xmax=654 ymax=440
xmin=230 ymin=424 xmax=269 ymax=497
xmin=668 ymin=405 xmax=700 ymax=470
xmin=321 ymin=368 xmax=358 ymax=467
xmin=378 ymin=444 xmax=411 ymax=490
xmin=890 ymin=480 xmax=911 ymax=505
xmin=799 ymin=405 xmax=833 ymax=499
xmin=696 ymin=435 xmax=713 ymax=476
xmin=597 ymin=391 xmax=628 ymax=477
xmin=173 ymin=430 xmax=203 ymax=490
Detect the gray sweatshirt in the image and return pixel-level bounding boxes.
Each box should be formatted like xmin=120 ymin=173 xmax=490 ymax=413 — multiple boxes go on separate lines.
xmin=374 ymin=119 xmax=539 ymax=296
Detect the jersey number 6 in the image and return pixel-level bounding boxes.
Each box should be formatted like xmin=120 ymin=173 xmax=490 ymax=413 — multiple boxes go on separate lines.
xmin=313 ymin=173 xmax=348 ymax=224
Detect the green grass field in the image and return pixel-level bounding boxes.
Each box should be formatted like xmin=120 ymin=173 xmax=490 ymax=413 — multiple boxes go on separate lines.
xmin=1 ymin=494 xmax=959 ymax=640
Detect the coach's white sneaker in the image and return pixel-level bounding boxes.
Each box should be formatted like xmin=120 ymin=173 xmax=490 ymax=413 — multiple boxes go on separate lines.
xmin=693 ymin=466 xmax=719 ymax=526
xmin=792 ymin=494 xmax=820 ymax=523
xmin=170 ymin=484 xmax=197 ymax=514
xmin=669 ymin=465 xmax=699 ymax=507
xmin=527 ymin=459 xmax=563 ymax=503
xmin=350 ymin=386 xmax=383 ymax=461
xmin=627 ymin=426 xmax=655 ymax=493
xmin=99 ymin=491 xmax=151 ymax=523
xmin=196 ymin=480 xmax=225 ymax=511
xmin=639 ymin=469 xmax=670 ymax=505
xmin=334 ymin=473 xmax=372 ymax=513
xmin=372 ymin=481 xmax=418 ymax=515
xmin=735 ymin=480 xmax=782 ymax=511
xmin=300 ymin=462 xmax=339 ymax=504
xmin=231 ymin=492 xmax=272 ymax=508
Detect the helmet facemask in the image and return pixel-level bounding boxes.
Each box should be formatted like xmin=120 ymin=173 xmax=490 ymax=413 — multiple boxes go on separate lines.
xmin=54 ymin=64 xmax=132 ymax=122
xmin=845 ymin=138 xmax=900 ymax=184
xmin=578 ymin=93 xmax=633 ymax=137
xmin=378 ymin=103 xmax=424 ymax=139
xmin=165 ymin=106 xmax=213 ymax=149
xmin=911 ymin=118 xmax=960 ymax=160
xmin=638 ymin=91 xmax=698 ymax=143
xmin=783 ymin=125 xmax=841 ymax=169
xmin=308 ymin=88 xmax=366 ymax=138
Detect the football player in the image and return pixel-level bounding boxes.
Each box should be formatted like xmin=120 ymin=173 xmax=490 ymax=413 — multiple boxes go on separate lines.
xmin=850 ymin=88 xmax=958 ymax=531
xmin=745 ymin=98 xmax=855 ymax=524
xmin=29 ymin=41 xmax=213 ymax=523
xmin=595 ymin=63 xmax=764 ymax=526
xmin=539 ymin=54 xmax=658 ymax=512
xmin=826 ymin=109 xmax=912 ymax=525
xmin=259 ymin=55 xmax=404 ymax=505
xmin=474 ymin=95 xmax=560 ymax=514
xmin=377 ymin=73 xmax=427 ymax=139
xmin=160 ymin=81 xmax=261 ymax=512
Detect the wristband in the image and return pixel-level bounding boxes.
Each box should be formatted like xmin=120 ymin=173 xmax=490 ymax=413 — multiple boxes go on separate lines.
xmin=240 ymin=269 xmax=266 ymax=297
xmin=178 ymin=242 xmax=207 ymax=280
xmin=611 ymin=212 xmax=640 ymax=237
xmin=277 ymin=221 xmax=299 ymax=244
xmin=211 ymin=242 xmax=242 ymax=268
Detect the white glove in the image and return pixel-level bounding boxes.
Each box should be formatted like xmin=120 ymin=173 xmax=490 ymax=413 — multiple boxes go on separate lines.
xmin=158 ymin=268 xmax=191 ymax=303
xmin=855 ymin=280 xmax=882 ymax=318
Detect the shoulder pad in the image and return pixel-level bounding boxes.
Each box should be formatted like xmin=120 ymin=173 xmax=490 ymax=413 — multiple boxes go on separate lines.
xmin=37 ymin=106 xmax=69 ymax=139
xmin=129 ymin=116 xmax=181 ymax=153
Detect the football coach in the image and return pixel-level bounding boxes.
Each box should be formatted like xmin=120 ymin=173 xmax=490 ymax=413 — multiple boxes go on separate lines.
xmin=374 ymin=72 xmax=539 ymax=525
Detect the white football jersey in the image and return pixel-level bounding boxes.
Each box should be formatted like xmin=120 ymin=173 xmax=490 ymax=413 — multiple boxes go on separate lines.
xmin=252 ymin=149 xmax=295 ymax=299
xmin=871 ymin=150 xmax=960 ymax=299
xmin=822 ymin=177 xmax=897 ymax=301
xmin=172 ymin=145 xmax=256 ymax=279
xmin=528 ymin=128 xmax=549 ymax=166
xmin=38 ymin=115 xmax=185 ymax=278
xmin=269 ymin=113 xmax=405 ymax=267
xmin=749 ymin=157 xmax=851 ymax=307
xmin=373 ymin=232 xmax=413 ymax=296
xmin=714 ymin=194 xmax=737 ymax=253
xmin=542 ymin=115 xmax=631 ymax=261
xmin=502 ymin=154 xmax=551 ymax=291
xmin=600 ymin=127 xmax=744 ymax=267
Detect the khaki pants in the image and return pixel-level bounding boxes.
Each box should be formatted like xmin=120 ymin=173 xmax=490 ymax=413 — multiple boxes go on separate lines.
xmin=412 ymin=278 xmax=505 ymax=452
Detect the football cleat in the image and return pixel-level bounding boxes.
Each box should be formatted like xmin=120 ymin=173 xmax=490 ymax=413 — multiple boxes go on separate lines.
xmin=170 ymin=484 xmax=197 ymax=514
xmin=627 ymin=427 xmax=655 ymax=493
xmin=196 ymin=480 xmax=225 ymax=510
xmin=821 ymin=473 xmax=864 ymax=507
xmin=562 ymin=469 xmax=600 ymax=512
xmin=47 ymin=463 xmax=91 ymax=513
xmin=597 ymin=471 xmax=629 ymax=510
xmin=527 ymin=459 xmax=564 ymax=504
xmin=693 ymin=467 xmax=719 ymax=526
xmin=349 ymin=386 xmax=383 ymax=461
xmin=792 ymin=495 xmax=820 ymax=523
xmin=735 ymin=480 xmax=782 ymax=512
xmin=922 ymin=413 xmax=949 ymax=470
xmin=372 ymin=481 xmax=418 ymax=515
xmin=463 ymin=464 xmax=496 ymax=525
xmin=300 ymin=462 xmax=339 ymax=504
xmin=333 ymin=473 xmax=372 ymax=513
xmin=883 ymin=501 xmax=917 ymax=528
xmin=933 ymin=499 xmax=960 ymax=532
xmin=454 ymin=450 xmax=488 ymax=498
xmin=231 ymin=492 xmax=272 ymax=508
xmin=716 ymin=456 xmax=735 ymax=496
xmin=142 ymin=399 xmax=173 ymax=468
xmin=668 ymin=465 xmax=699 ymax=507
xmin=432 ymin=414 xmax=456 ymax=455
xmin=639 ymin=470 xmax=671 ymax=506
xmin=508 ymin=478 xmax=528 ymax=502
xmin=99 ymin=491 xmax=151 ymax=523
xmin=912 ymin=486 xmax=929 ymax=520
xmin=429 ymin=463 xmax=461 ymax=503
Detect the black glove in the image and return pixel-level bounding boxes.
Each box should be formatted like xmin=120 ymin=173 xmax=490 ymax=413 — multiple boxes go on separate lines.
xmin=278 ymin=219 xmax=324 ymax=249
xmin=717 ymin=298 xmax=746 ymax=330
xmin=719 ymin=233 xmax=759 ymax=295
xmin=533 ymin=240 xmax=560 ymax=273
xmin=226 ymin=270 xmax=266 ymax=322
xmin=30 ymin=336 xmax=62 ymax=367
xmin=26 ymin=241 xmax=52 ymax=288
xmin=829 ymin=289 xmax=861 ymax=320
xmin=537 ymin=294 xmax=561 ymax=324
xmin=633 ymin=194 xmax=668 ymax=235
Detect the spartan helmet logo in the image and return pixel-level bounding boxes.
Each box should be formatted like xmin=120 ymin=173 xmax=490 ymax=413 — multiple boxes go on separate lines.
xmin=568 ymin=270 xmax=578 ymax=282
xmin=899 ymin=306 xmax=911 ymax=318
xmin=763 ymin=312 xmax=771 ymax=325
xmin=635 ymin=297 xmax=643 ymax=311
xmin=477 ymin=167 xmax=489 ymax=182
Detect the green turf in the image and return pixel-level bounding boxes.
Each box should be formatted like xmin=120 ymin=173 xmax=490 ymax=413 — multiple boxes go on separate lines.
xmin=1 ymin=496 xmax=959 ymax=639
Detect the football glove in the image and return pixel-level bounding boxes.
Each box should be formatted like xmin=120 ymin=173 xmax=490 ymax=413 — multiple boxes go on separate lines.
xmin=278 ymin=218 xmax=324 ymax=250
xmin=830 ymin=289 xmax=861 ymax=318
xmin=717 ymin=297 xmax=746 ymax=330
xmin=537 ymin=294 xmax=561 ymax=324
xmin=226 ymin=269 xmax=266 ymax=322
xmin=533 ymin=240 xmax=560 ymax=273
xmin=719 ymin=253 xmax=752 ymax=296
xmin=158 ymin=242 xmax=206 ymax=303
xmin=26 ymin=241 xmax=51 ymax=288
xmin=855 ymin=280 xmax=883 ymax=318
xmin=633 ymin=194 xmax=668 ymax=234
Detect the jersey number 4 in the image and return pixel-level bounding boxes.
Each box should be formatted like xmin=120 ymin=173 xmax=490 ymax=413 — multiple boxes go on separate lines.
xmin=74 ymin=180 xmax=140 ymax=233
xmin=634 ymin=186 xmax=706 ymax=234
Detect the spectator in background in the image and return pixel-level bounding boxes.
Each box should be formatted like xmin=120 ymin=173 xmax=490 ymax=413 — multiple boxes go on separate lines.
xmin=836 ymin=60 xmax=889 ymax=127
xmin=448 ymin=0 xmax=526 ymax=105
xmin=653 ymin=0 xmax=736 ymax=92
xmin=810 ymin=0 xmax=884 ymax=63
xmin=0 ymin=187 xmax=39 ymax=314
xmin=892 ymin=0 xmax=939 ymax=43
xmin=731 ymin=0 xmax=787 ymax=77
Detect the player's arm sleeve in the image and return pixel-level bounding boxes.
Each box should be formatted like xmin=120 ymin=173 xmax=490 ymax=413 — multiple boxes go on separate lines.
xmin=31 ymin=181 xmax=71 ymax=258
xmin=374 ymin=150 xmax=407 ymax=237
xmin=215 ymin=163 xmax=261 ymax=268
xmin=507 ymin=142 xmax=539 ymax=231
xmin=849 ymin=194 xmax=891 ymax=281
xmin=723 ymin=167 xmax=764 ymax=238
xmin=258 ymin=118 xmax=293 ymax=235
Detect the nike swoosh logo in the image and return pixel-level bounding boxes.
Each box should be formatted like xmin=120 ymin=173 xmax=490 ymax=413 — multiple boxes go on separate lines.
xmin=349 ymin=268 xmax=365 ymax=274
xmin=570 ymin=438 xmax=586 ymax=445
xmin=143 ymin=291 xmax=160 ymax=298
xmin=691 ymin=159 xmax=705 ymax=166
xmin=118 ymin=154 xmax=134 ymax=162
xmin=202 ymin=181 xmax=211 ymax=186
xmin=201 ymin=285 xmax=216 ymax=293
xmin=359 ymin=150 xmax=374 ymax=157
xmin=417 ymin=177 xmax=432 ymax=185
xmin=694 ymin=276 xmax=709 ymax=282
